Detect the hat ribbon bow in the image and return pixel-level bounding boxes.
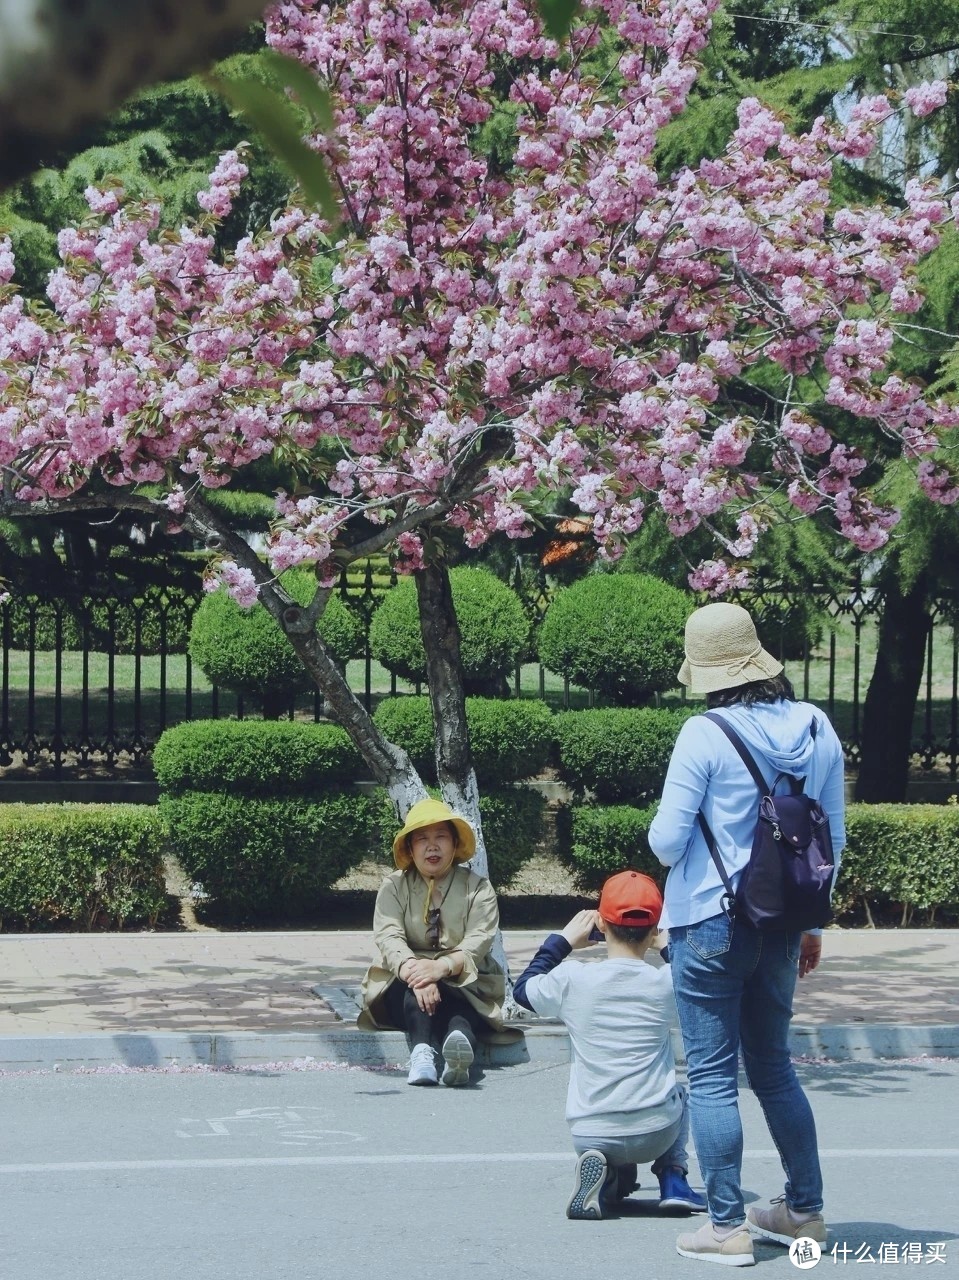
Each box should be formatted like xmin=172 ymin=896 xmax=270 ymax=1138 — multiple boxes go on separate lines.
xmin=725 ymin=643 xmax=762 ymax=677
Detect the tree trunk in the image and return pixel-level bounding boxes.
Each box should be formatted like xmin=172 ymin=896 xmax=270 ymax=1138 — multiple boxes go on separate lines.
xmin=854 ymin=575 xmax=931 ymax=803
xmin=181 ymin=494 xmax=428 ymax=816
xmin=415 ymin=561 xmax=520 ymax=1014
xmin=414 ymin=562 xmax=488 ymax=874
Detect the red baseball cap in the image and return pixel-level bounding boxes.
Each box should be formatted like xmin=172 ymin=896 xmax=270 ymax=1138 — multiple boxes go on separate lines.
xmin=598 ymin=870 xmax=663 ymax=927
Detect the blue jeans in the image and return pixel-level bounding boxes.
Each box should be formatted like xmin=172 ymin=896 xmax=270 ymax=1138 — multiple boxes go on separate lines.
xmin=668 ymin=913 xmax=824 ymax=1227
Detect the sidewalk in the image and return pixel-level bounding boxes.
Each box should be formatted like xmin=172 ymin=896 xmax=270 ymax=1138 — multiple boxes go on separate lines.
xmin=0 ymin=927 xmax=957 ymax=1070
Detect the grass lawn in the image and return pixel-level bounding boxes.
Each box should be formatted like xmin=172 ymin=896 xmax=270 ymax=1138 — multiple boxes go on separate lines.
xmin=0 ymin=650 xmax=592 ymax=743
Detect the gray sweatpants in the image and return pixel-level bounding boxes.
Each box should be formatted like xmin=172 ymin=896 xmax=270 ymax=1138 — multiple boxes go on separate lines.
xmin=571 ymin=1084 xmax=690 ymax=1174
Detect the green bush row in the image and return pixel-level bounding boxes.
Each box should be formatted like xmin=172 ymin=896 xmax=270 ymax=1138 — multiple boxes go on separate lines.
xmin=837 ymin=804 xmax=959 ymax=923
xmin=558 ymin=801 xmax=959 ymax=923
xmin=160 ymin=790 xmax=383 ymax=917
xmin=373 ymin=696 xmax=555 ymax=787
xmin=159 ymin=786 xmax=546 ymax=918
xmin=0 ymin=805 xmax=167 ymax=930
xmin=153 ymin=720 xmax=365 ymax=796
xmin=553 ymin=706 xmax=692 ymax=804
xmin=153 ymin=703 xmax=691 ymax=803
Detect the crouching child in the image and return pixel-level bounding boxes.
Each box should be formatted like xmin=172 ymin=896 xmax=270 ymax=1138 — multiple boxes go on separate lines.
xmin=513 ymin=870 xmax=707 ymax=1220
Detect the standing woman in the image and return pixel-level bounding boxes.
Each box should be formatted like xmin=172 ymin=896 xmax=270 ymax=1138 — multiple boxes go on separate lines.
xmin=359 ymin=798 xmax=505 ymax=1087
xmin=649 ymin=604 xmax=846 ymax=1267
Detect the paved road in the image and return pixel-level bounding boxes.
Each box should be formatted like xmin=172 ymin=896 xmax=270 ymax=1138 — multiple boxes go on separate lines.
xmin=2 ymin=1058 xmax=957 ymax=1277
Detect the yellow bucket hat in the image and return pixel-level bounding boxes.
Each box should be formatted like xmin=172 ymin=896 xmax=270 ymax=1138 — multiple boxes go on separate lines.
xmin=392 ymin=797 xmax=476 ymax=869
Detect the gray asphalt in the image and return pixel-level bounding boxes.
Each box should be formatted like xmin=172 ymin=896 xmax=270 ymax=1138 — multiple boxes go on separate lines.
xmin=1 ymin=1058 xmax=957 ymax=1278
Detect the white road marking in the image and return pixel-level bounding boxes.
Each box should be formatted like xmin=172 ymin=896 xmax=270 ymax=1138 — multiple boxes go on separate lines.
xmin=0 ymin=1149 xmax=955 ymax=1174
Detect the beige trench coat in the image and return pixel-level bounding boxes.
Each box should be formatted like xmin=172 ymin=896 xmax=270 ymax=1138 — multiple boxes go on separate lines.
xmin=358 ymin=865 xmax=506 ymax=1033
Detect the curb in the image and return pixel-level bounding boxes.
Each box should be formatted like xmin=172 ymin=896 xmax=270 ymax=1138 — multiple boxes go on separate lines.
xmin=0 ymin=1024 xmax=956 ymax=1072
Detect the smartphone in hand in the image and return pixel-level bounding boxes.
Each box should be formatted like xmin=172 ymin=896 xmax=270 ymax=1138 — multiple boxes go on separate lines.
xmin=588 ymin=925 xmax=605 ymax=943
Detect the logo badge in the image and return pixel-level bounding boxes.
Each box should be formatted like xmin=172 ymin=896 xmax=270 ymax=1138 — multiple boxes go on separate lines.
xmin=789 ymin=1237 xmax=822 ymax=1269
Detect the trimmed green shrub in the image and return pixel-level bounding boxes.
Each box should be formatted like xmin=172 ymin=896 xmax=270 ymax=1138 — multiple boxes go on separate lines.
xmin=557 ymin=802 xmax=662 ymax=892
xmin=153 ymin=719 xmax=365 ymax=797
xmin=538 ymin=573 xmax=692 ymax=704
xmin=205 ymin=489 xmax=277 ymax=530
xmin=554 ymin=706 xmax=692 ymax=803
xmin=160 ymin=790 xmax=381 ymax=917
xmin=373 ymin=696 xmax=555 ymax=787
xmin=479 ymin=788 xmax=548 ymax=890
xmin=369 ymin=567 xmax=530 ymax=694
xmin=0 ymin=804 xmax=167 ymax=930
xmin=837 ymin=803 xmax=959 ymax=924
xmin=188 ymin=568 xmax=362 ymax=716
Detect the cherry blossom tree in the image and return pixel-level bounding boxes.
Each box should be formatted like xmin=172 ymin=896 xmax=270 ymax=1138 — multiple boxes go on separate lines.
xmin=1 ymin=0 xmax=958 ymax=853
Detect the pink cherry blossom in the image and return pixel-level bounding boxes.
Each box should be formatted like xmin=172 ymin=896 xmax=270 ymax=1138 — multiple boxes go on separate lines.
xmin=0 ymin=0 xmax=954 ymax=605
xmin=903 ymin=81 xmax=950 ymax=119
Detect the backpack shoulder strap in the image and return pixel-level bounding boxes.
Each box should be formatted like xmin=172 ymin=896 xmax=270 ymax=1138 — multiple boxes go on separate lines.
xmin=696 ymin=810 xmax=737 ymax=919
xmin=703 ymin=711 xmax=769 ymax=796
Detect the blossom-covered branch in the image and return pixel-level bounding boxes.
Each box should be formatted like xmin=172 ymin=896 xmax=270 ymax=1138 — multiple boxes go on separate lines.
xmin=1 ymin=0 xmax=957 ymax=603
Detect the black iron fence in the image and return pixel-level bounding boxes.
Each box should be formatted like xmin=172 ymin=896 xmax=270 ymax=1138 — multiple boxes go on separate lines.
xmin=2 ymin=569 xmax=958 ymax=780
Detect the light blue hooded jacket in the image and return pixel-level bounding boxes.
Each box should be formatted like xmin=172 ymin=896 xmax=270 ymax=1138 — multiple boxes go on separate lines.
xmin=648 ymin=699 xmax=846 ymax=931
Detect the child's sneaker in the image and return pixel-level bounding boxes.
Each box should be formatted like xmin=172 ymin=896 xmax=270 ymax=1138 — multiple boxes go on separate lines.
xmin=676 ymin=1220 xmax=755 ymax=1266
xmin=407 ymin=1044 xmax=438 ymax=1086
xmin=612 ymin=1162 xmax=639 ymax=1200
xmin=599 ymin=1162 xmax=639 ymax=1212
xmin=440 ymin=1029 xmax=474 ymax=1087
xmin=658 ymin=1166 xmax=708 ymax=1212
xmin=747 ymin=1196 xmax=827 ymax=1246
xmin=566 ymin=1149 xmax=610 ymax=1220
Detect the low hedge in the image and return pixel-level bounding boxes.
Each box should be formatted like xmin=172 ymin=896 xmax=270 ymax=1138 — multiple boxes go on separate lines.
xmin=476 ymin=788 xmax=547 ymax=890
xmin=560 ymin=801 xmax=959 ymax=923
xmin=556 ymin=803 xmax=661 ymax=892
xmin=160 ymin=790 xmax=382 ymax=918
xmin=837 ymin=803 xmax=959 ymax=924
xmin=161 ymin=782 xmax=544 ymax=915
xmin=554 ymin=707 xmax=692 ymax=803
xmin=153 ymin=720 xmax=365 ymax=797
xmin=373 ymin=697 xmax=555 ymax=787
xmin=0 ymin=804 xmax=167 ymax=930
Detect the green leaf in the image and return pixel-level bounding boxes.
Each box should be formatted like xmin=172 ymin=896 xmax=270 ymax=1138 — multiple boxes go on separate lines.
xmin=261 ymin=51 xmax=335 ymax=132
xmin=210 ymin=72 xmax=339 ymax=224
xmin=537 ymin=0 xmax=580 ymax=39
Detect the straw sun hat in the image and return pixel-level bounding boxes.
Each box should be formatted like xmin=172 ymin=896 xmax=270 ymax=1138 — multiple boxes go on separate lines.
xmin=678 ymin=603 xmax=783 ymax=695
xmin=392 ymin=797 xmax=476 ymax=870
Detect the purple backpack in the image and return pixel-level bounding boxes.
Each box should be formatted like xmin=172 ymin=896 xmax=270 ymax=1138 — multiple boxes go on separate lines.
xmin=696 ymin=711 xmax=835 ymax=933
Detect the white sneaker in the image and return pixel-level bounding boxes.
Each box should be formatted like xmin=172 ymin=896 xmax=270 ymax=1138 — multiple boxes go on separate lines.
xmin=676 ymin=1220 xmax=755 ymax=1266
xmin=407 ymin=1044 xmax=438 ymax=1086
xmin=440 ymin=1029 xmax=474 ymax=1086
xmin=747 ymin=1196 xmax=827 ymax=1246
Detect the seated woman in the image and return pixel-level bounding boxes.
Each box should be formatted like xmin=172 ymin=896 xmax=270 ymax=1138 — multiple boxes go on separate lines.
xmin=358 ymin=797 xmax=506 ymax=1087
